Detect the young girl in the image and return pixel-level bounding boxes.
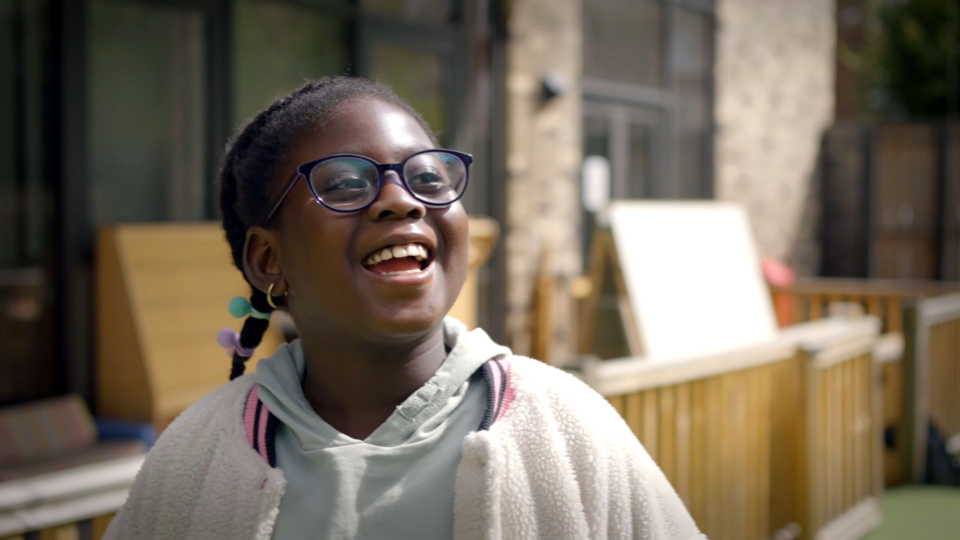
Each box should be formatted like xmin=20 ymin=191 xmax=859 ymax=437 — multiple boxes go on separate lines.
xmin=105 ymin=77 xmax=703 ymax=540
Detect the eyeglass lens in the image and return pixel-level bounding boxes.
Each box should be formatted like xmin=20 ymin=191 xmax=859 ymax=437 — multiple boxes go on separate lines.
xmin=308 ymin=151 xmax=467 ymax=211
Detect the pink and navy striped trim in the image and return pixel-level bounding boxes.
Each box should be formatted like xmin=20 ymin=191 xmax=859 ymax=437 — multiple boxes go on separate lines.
xmin=243 ymin=356 xmax=512 ymax=466
xmin=478 ymin=355 xmax=513 ymax=431
xmin=243 ymin=385 xmax=278 ymax=467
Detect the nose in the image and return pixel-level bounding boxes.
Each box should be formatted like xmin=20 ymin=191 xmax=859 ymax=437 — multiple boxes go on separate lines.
xmin=365 ymin=170 xmax=426 ymax=221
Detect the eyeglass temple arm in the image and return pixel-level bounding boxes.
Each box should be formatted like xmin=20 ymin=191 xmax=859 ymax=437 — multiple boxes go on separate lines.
xmin=261 ymin=172 xmax=303 ymax=226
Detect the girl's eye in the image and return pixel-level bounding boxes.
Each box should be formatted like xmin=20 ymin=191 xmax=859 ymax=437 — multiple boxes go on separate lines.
xmin=316 ymin=174 xmax=373 ymax=205
xmin=323 ymin=176 xmax=369 ymax=192
xmin=407 ymin=168 xmax=449 ymax=187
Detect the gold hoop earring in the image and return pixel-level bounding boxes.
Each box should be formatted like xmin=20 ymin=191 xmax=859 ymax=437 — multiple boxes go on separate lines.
xmin=266 ymin=282 xmax=287 ymax=310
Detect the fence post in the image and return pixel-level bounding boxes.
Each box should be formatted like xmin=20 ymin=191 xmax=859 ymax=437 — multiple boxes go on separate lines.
xmin=900 ymin=304 xmax=929 ymax=483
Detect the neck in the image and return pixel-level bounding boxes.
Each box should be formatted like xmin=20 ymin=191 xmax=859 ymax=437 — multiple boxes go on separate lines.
xmin=297 ymin=320 xmax=447 ymax=440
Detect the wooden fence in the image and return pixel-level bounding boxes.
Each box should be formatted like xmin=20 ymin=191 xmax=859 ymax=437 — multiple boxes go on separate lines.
xmin=821 ymin=122 xmax=960 ymax=281
xmin=788 ymin=322 xmax=883 ymax=540
xmin=587 ymin=340 xmax=794 ymax=540
xmin=584 ymin=317 xmax=882 ymax=540
xmin=774 ymin=278 xmax=960 ymax=485
xmin=911 ymin=292 xmax=960 ymax=482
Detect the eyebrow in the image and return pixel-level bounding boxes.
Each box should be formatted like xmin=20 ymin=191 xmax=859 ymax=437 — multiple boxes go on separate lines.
xmin=323 ymin=144 xmax=435 ymax=163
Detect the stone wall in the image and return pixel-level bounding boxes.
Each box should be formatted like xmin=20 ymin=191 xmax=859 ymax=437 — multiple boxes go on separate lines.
xmin=503 ymin=0 xmax=582 ymax=359
xmin=715 ymin=0 xmax=836 ymax=275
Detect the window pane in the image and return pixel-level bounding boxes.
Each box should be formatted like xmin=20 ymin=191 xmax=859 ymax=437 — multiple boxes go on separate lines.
xmin=233 ymin=0 xmax=349 ymax=122
xmin=671 ymin=7 xmax=711 ymax=197
xmin=584 ymin=114 xmax=610 ymax=161
xmin=88 ymin=0 xmax=207 ymax=225
xmin=584 ymin=0 xmax=662 ymax=86
xmin=0 ymin=1 xmax=18 ymax=267
xmin=1 ymin=0 xmax=51 ymax=268
xmin=0 ymin=0 xmax=56 ymax=404
xmin=369 ymin=42 xmax=449 ymax=141
xmin=362 ymin=0 xmax=454 ymax=26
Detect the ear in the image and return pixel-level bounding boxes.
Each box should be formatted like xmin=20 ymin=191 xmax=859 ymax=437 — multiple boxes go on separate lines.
xmin=242 ymin=226 xmax=288 ymax=296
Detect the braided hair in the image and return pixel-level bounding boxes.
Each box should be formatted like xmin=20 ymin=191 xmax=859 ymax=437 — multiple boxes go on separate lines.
xmin=219 ymin=76 xmax=436 ymax=379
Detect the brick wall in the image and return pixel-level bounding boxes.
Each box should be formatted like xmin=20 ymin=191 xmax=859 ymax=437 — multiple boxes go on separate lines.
xmin=715 ymin=0 xmax=836 ymax=275
xmin=503 ymin=0 xmax=582 ymax=359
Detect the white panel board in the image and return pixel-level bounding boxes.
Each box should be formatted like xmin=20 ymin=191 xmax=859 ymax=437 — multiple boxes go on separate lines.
xmin=607 ymin=201 xmax=777 ymax=360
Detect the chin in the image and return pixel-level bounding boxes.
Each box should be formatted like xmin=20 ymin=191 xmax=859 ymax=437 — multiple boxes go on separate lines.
xmin=362 ymin=302 xmax=449 ymax=340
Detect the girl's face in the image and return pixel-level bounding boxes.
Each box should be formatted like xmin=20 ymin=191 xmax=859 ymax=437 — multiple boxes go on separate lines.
xmin=255 ymin=98 xmax=469 ymax=342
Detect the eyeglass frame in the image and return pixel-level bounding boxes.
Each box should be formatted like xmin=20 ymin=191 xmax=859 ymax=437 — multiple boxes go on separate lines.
xmin=261 ymin=149 xmax=473 ymax=226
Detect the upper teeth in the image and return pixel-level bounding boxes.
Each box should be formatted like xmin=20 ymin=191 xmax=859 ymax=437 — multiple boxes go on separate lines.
xmin=363 ymin=243 xmax=429 ymax=266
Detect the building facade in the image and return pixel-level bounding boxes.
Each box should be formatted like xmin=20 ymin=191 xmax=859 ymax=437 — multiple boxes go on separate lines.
xmin=0 ymin=0 xmax=834 ymax=404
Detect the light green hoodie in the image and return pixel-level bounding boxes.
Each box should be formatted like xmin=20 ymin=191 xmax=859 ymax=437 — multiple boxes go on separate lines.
xmin=255 ymin=318 xmax=511 ymax=540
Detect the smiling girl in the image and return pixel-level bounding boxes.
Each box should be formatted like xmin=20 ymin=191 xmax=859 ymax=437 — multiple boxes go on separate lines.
xmin=105 ymin=77 xmax=703 ymax=540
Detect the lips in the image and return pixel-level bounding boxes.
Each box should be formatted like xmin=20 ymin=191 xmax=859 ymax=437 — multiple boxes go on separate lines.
xmin=362 ymin=242 xmax=432 ymax=276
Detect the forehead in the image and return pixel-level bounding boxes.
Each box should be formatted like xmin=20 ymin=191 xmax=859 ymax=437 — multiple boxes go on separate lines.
xmin=296 ymin=97 xmax=435 ymax=165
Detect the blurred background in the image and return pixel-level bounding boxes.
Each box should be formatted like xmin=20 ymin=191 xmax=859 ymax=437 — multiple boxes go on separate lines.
xmin=0 ymin=0 xmax=958 ymax=539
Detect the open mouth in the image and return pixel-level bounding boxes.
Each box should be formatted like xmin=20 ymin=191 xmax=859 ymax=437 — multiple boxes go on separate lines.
xmin=361 ymin=243 xmax=433 ymax=276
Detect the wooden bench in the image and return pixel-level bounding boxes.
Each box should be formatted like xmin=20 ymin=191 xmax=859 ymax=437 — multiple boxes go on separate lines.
xmin=0 ymin=455 xmax=141 ymax=540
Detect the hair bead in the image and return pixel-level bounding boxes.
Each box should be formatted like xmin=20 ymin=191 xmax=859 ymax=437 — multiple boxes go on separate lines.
xmin=217 ymin=327 xmax=255 ymax=358
xmin=228 ymin=296 xmax=250 ymax=318
xmin=228 ymin=296 xmax=272 ymax=320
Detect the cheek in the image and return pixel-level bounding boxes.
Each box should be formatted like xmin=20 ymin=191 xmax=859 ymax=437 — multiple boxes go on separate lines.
xmin=440 ymin=209 xmax=471 ymax=280
xmin=277 ymin=210 xmax=351 ymax=292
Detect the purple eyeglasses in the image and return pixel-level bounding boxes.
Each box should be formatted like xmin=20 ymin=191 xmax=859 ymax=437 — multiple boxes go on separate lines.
xmin=262 ymin=149 xmax=472 ymax=225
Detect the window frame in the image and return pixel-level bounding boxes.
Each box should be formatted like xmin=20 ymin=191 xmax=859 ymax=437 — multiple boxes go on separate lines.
xmin=581 ymin=0 xmax=716 ymax=200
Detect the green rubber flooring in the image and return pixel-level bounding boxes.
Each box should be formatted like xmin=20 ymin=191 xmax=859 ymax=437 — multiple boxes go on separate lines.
xmin=862 ymin=486 xmax=960 ymax=540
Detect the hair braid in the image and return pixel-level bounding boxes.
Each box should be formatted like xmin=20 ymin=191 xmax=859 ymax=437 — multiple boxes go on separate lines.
xmin=229 ymin=289 xmax=275 ymax=380
xmin=218 ymin=76 xmax=436 ymax=380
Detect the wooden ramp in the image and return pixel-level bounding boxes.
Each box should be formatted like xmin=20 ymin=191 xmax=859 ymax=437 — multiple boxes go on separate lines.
xmin=96 ymin=223 xmax=286 ymax=431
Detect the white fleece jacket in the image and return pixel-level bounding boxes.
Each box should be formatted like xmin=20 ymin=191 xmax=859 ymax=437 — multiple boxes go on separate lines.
xmin=105 ymin=355 xmax=704 ymax=540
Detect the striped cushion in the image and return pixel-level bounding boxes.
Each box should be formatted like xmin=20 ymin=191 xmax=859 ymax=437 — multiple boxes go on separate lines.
xmin=0 ymin=394 xmax=97 ymax=465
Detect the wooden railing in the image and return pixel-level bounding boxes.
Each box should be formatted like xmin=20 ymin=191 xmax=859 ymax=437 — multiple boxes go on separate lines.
xmin=583 ymin=317 xmax=882 ymax=540
xmin=782 ymin=319 xmax=884 ymax=540
xmin=908 ymin=291 xmax=960 ymax=482
xmin=773 ymin=278 xmax=960 ymax=485
xmin=773 ymin=278 xmax=959 ymax=332
xmin=585 ymin=340 xmax=795 ymax=540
